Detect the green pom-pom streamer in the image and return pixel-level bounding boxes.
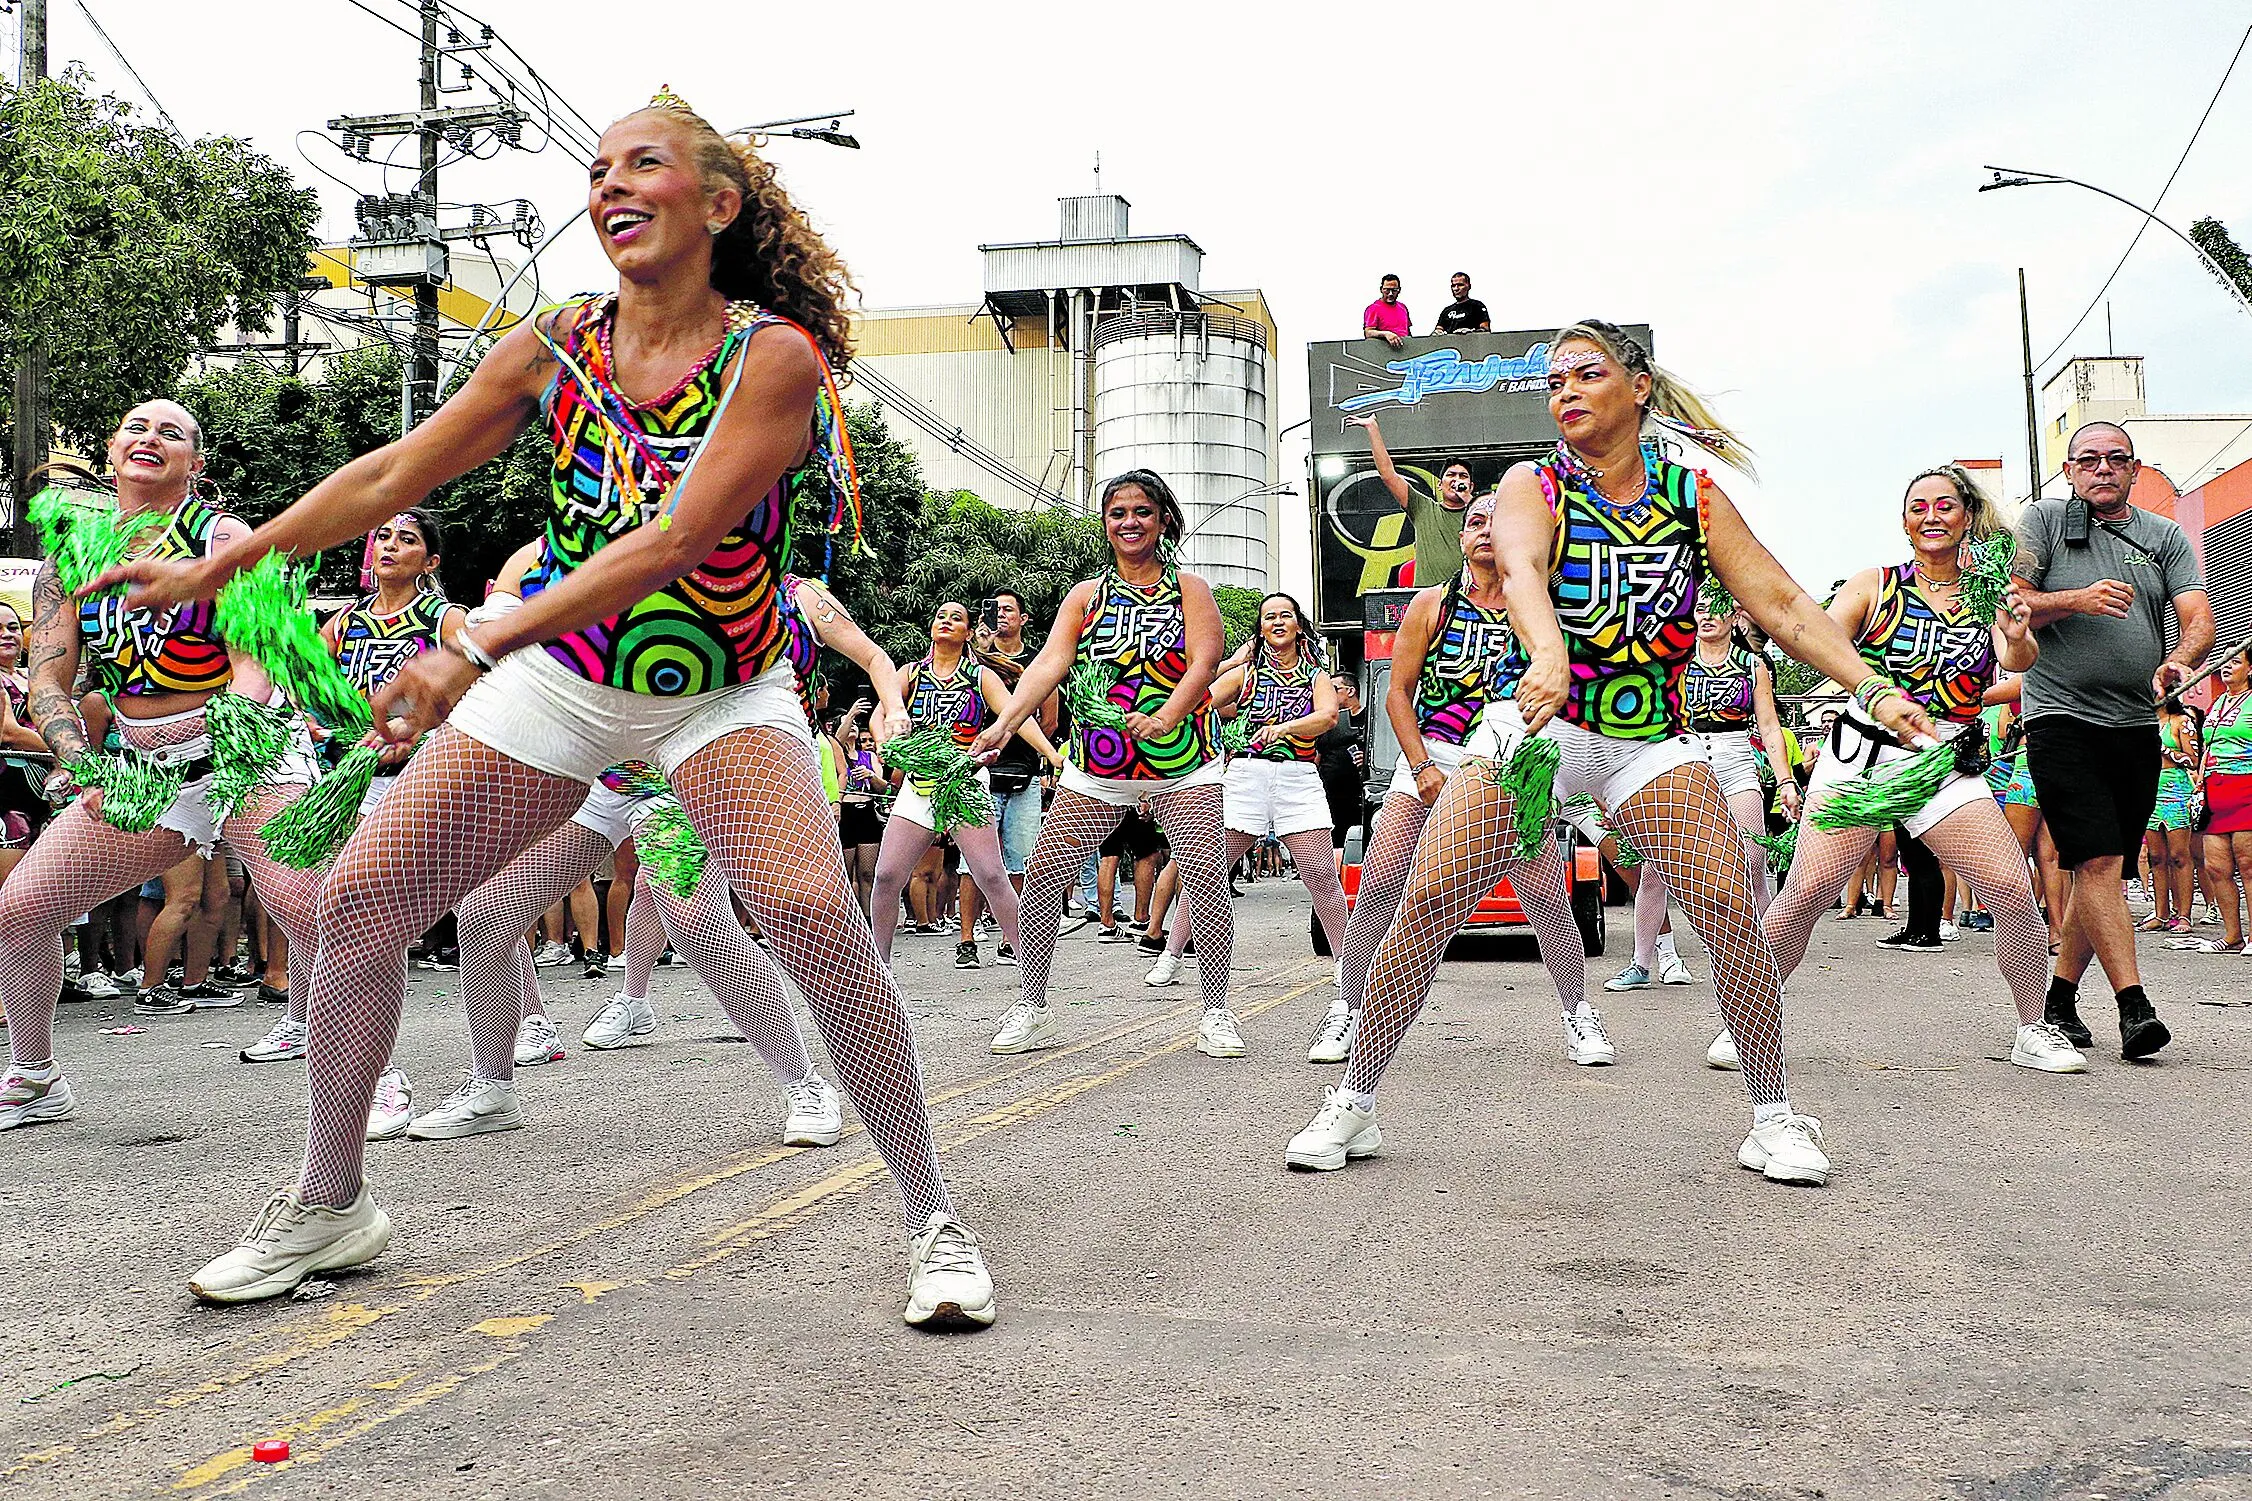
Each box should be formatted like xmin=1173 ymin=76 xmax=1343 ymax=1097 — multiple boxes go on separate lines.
xmin=1478 ymin=734 xmax=1562 ymax=862
xmin=1811 ymin=726 xmax=1986 ymax=833
xmin=634 ymin=799 xmax=709 ymax=900
xmin=1219 ymin=712 xmax=1254 ymax=755
xmin=879 ymin=727 xmax=994 ymax=834
xmin=258 ymin=744 xmax=380 ymax=868
xmin=1062 ymin=661 xmax=1128 ymax=731
xmin=1957 ymin=532 xmax=2018 ymax=626
xmin=215 ymin=553 xmax=371 ymax=734
xmin=1611 ymin=837 xmax=1645 ymax=869
xmin=203 ymin=693 xmax=297 ymax=822
xmin=28 ymin=486 xmax=165 ymax=596
xmin=1697 ymin=575 xmax=1737 ymax=621
xmin=1752 ymin=824 xmax=1799 ymax=878
xmin=66 ymin=751 xmax=186 ymax=834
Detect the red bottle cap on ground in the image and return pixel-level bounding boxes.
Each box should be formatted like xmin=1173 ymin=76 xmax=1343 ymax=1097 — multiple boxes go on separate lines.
xmin=252 ymin=1440 xmax=290 ymax=1463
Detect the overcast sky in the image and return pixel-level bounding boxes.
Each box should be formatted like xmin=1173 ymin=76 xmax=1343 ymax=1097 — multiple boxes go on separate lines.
xmin=19 ymin=0 xmax=2252 ymax=597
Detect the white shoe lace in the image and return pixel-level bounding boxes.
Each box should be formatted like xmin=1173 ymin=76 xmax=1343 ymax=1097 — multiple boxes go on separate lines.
xmin=1204 ymin=1011 xmax=1243 ymax=1044
xmin=919 ymin=1218 xmax=983 ymax=1276
xmin=2027 ymin=1022 xmax=2077 ymax=1053
xmin=442 ymin=1073 xmax=499 ymax=1109
xmin=787 ymin=1079 xmax=832 ymax=1116
xmin=1313 ymin=1011 xmax=1351 ymax=1047
xmin=1568 ymin=1010 xmax=1611 ymax=1045
xmin=261 ymin=1021 xmax=300 ymax=1049
xmin=240 ymin=1189 xmax=304 ymax=1249
xmin=1781 ymin=1114 xmax=1823 ymax=1148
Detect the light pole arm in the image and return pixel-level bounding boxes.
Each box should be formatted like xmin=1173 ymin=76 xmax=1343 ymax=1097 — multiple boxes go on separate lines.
xmin=1981 ymin=165 xmax=2252 ymax=321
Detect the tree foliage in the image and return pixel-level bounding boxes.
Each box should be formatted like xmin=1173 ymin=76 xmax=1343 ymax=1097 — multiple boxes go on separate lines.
xmin=0 ymin=67 xmax=319 ymax=457
xmin=1213 ymin=585 xmax=1262 ymax=653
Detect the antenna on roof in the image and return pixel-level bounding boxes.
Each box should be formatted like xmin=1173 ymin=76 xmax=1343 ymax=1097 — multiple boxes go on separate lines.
xmin=1093 ymin=150 xmax=1101 ymax=194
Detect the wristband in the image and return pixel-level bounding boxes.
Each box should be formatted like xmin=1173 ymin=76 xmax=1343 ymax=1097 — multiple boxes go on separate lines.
xmin=451 ymin=633 xmax=500 ymax=673
xmin=1852 ymin=675 xmax=1905 ymax=714
xmin=1410 ymin=759 xmax=1437 ymax=776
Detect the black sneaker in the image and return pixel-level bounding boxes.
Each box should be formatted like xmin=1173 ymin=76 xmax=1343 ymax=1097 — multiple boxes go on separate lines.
xmin=1876 ymin=927 xmax=1942 ymax=952
xmin=996 ymin=942 xmax=1017 ymax=967
xmin=583 ymin=950 xmax=610 ymax=979
xmin=955 ymin=941 xmax=980 ymax=969
xmin=257 ymin=982 xmax=290 ymax=1006
xmin=1964 ymin=910 xmax=1995 ymax=933
xmin=2045 ymin=994 xmax=2094 ymax=1050
xmin=133 ymin=987 xmax=194 ymax=1016
xmin=2118 ymin=993 xmax=2172 ymax=1060
xmin=1099 ymin=926 xmax=1132 ymax=943
xmin=1136 ymin=935 xmax=1165 ymax=957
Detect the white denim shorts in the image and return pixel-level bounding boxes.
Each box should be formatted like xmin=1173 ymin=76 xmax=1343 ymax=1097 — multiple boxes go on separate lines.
xmin=450 ymin=646 xmax=811 ymax=786
xmin=1561 ymin=794 xmax=1612 ymax=847
xmin=889 ymin=767 xmax=991 ymax=835
xmin=1222 ymin=756 xmax=1332 ymax=838
xmin=1058 ymin=755 xmax=1224 ymax=810
xmin=568 ymin=782 xmax=665 ymax=847
xmin=1383 ymin=738 xmax=1468 ymax=804
xmin=1466 ymin=700 xmax=1709 ymax=812
xmin=1806 ymin=709 xmax=1989 ymax=840
xmin=1701 ymin=730 xmax=1763 ymax=802
xmin=121 ymin=695 xmax=318 ymax=855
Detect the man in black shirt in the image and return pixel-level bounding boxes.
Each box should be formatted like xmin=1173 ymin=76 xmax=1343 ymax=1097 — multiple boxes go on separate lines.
xmin=1315 ymin=672 xmax=1369 ymax=853
xmin=1433 ymin=273 xmax=1490 ymax=335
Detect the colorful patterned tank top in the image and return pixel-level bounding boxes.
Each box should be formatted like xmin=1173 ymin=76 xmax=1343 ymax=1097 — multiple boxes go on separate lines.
xmin=528 ymin=296 xmax=823 ymax=698
xmin=1509 ymin=448 xmax=1707 ymax=741
xmin=598 ymin=760 xmax=669 ymax=799
xmin=1071 ymin=566 xmax=1217 ymax=782
xmin=2208 ymin=693 xmax=2252 ymax=776
xmin=1414 ymin=580 xmax=1518 ymax=747
xmin=1683 ymin=644 xmax=1759 ymax=732
xmin=779 ymin=576 xmax=822 ymax=724
xmin=335 ymin=590 xmax=454 ymax=695
xmin=1854 ymin=563 xmax=1994 ymax=724
xmin=1237 ymin=654 xmax=1319 ymax=763
xmin=79 ymin=493 xmax=233 ymax=698
xmin=902 ymin=653 xmax=988 ymax=794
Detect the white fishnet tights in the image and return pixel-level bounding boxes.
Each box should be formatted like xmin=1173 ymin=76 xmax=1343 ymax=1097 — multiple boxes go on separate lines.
xmin=1166 ymin=828 xmax=1346 ymax=958
xmin=867 ymin=817 xmax=1020 ymax=963
xmin=1017 ymin=784 xmax=1233 ymax=1013
xmin=1765 ymin=795 xmax=2050 ymax=1024
xmin=1632 ymin=787 xmax=1768 ymax=968
xmin=620 ymin=862 xmax=819 ymax=1086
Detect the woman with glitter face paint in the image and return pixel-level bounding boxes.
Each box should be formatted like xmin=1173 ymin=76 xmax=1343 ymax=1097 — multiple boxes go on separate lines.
xmin=1286 ymin=319 xmax=1938 ymax=1185
xmin=94 ymin=90 xmax=995 ymax=1327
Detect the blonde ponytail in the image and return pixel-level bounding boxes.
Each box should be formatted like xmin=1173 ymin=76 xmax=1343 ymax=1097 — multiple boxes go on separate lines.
xmin=1553 ymin=319 xmax=1757 ymax=479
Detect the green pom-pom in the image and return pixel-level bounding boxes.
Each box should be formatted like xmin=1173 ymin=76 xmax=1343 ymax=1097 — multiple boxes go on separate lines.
xmin=215 ymin=552 xmax=371 ymax=733
xmin=634 ymin=798 xmax=708 ymax=900
xmin=259 ymin=744 xmax=380 ymax=868
xmin=1811 ymin=729 xmax=1982 ymax=833
xmin=1611 ymin=836 xmax=1645 ymax=870
xmin=1697 ymin=575 xmax=1737 ymax=621
xmin=1218 ymin=712 xmax=1254 ymax=755
xmin=1062 ymin=660 xmax=1128 ymax=731
xmin=1958 ymin=532 xmax=2018 ymax=626
xmin=880 ymin=727 xmax=993 ymax=834
xmin=1752 ymin=824 xmax=1799 ymax=878
xmin=29 ymin=486 xmax=165 ymax=596
xmin=67 ymin=751 xmax=186 ymax=834
xmin=1478 ymin=734 xmax=1562 ymax=862
xmin=204 ymin=693 xmax=297 ymax=821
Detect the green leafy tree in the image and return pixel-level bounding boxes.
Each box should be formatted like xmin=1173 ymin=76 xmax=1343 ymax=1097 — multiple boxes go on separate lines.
xmin=1213 ymin=585 xmax=1263 ymax=653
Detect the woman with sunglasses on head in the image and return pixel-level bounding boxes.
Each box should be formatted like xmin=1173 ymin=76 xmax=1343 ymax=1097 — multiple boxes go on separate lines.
xmin=96 ymin=91 xmax=994 ymax=1325
xmin=1286 ymin=320 xmax=1938 ymax=1184
xmin=972 ymin=470 xmax=1241 ymax=1057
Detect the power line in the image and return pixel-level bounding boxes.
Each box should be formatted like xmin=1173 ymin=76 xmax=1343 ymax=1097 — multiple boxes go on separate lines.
xmin=66 ymin=0 xmax=179 ymax=136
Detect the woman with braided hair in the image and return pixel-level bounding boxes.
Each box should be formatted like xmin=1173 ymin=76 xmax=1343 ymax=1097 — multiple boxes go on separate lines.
xmin=971 ymin=470 xmax=1242 ymax=1057
xmin=1318 ymin=492 xmax=1601 ymax=1070
xmin=96 ymin=91 xmax=995 ymax=1325
xmin=1145 ymin=591 xmax=1345 ymax=990
xmin=1287 ymin=319 xmax=1939 ymax=1184
xmin=1744 ymin=464 xmax=2085 ymax=1074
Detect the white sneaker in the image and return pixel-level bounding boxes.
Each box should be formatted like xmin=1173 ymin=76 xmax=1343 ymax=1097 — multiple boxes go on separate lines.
xmin=1562 ymin=1007 xmax=1616 ymax=1066
xmin=1705 ymin=1028 xmax=1741 ymax=1070
xmin=2010 ymin=1022 xmax=2090 ymax=1074
xmin=1604 ymin=963 xmax=1651 ymax=991
xmin=989 ymin=1001 xmax=1057 ymax=1054
xmin=1307 ymin=1005 xmax=1357 ymax=1064
xmin=189 ymin=1187 xmax=391 ymax=1304
xmin=1144 ymin=950 xmax=1183 ymax=987
xmin=532 ymin=941 xmax=573 ymax=967
xmin=513 ymin=1013 xmax=564 ymax=1067
xmin=365 ymin=1067 xmax=413 ymax=1142
xmin=1196 ymin=1007 xmax=1246 ymax=1058
xmin=405 ymin=1076 xmax=525 ymax=1140
xmin=1284 ymin=1086 xmax=1382 ymax=1171
xmin=904 ymin=1211 xmax=996 ymax=1329
xmin=0 ymin=1068 xmax=75 ymax=1130
xmin=783 ymin=1077 xmax=843 ymax=1147
xmin=1658 ymin=952 xmax=1694 ymax=986
xmin=606 ymin=952 xmax=627 ymax=973
xmin=77 ymin=972 xmax=121 ymax=999
xmin=1738 ymin=1113 xmax=1830 ymax=1186
xmin=1939 ymin=921 xmax=1961 ymax=942
xmin=240 ymin=1018 xmax=309 ymax=1063
xmin=582 ymin=993 xmax=657 ymax=1050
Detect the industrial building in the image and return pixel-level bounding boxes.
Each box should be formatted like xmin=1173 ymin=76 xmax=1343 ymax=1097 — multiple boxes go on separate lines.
xmin=851 ymin=194 xmax=1282 ymax=591
xmin=2039 ymin=354 xmax=2252 ymax=497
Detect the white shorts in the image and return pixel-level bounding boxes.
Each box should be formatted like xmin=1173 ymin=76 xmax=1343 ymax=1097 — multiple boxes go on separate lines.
xmin=121 ymin=697 xmax=318 ymax=855
xmin=1701 ymin=730 xmax=1763 ymax=802
xmin=450 ymin=646 xmax=811 ymax=786
xmin=1466 ymin=700 xmax=1709 ymax=812
xmin=1223 ymin=757 xmax=1332 ymax=838
xmin=1383 ymin=738 xmax=1467 ymax=803
xmin=889 ymin=767 xmax=991 ymax=834
xmin=1059 ymin=756 xmax=1224 ymax=810
xmin=1561 ymin=794 xmax=1611 ymax=847
xmin=1805 ymin=710 xmax=1989 ymax=840
xmin=570 ymin=782 xmax=663 ymax=848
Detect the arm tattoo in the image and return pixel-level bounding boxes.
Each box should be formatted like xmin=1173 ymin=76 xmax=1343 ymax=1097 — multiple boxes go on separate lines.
xmin=25 ymin=564 xmax=88 ymax=763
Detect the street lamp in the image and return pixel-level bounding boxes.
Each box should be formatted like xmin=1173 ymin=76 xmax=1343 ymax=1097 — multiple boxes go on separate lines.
xmin=734 ymin=110 xmax=862 ymax=150
xmin=1979 ymin=165 xmax=2252 ymax=320
xmin=1182 ymin=481 xmax=1298 ymax=542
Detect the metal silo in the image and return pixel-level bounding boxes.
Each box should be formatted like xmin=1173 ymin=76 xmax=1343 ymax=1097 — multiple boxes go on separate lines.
xmin=1091 ymin=306 xmax=1274 ymax=591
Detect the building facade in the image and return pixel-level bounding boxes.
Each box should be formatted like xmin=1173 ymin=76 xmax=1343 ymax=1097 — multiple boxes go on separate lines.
xmin=2039 ymin=355 xmax=2252 ymax=498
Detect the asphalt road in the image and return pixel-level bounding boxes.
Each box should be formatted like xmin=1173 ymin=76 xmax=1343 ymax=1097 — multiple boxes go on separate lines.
xmin=3 ymin=883 xmax=2250 ymax=1500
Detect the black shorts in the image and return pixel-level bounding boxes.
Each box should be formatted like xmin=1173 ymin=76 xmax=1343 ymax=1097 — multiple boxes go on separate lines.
xmin=1320 ymin=765 xmax=1366 ymax=849
xmin=2024 ymin=716 xmax=2162 ymax=869
xmin=838 ymin=799 xmax=883 ymax=849
xmin=1101 ymin=813 xmax=1167 ymax=863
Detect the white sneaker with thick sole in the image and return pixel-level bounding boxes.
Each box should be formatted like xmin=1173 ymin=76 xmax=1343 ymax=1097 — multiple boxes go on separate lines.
xmin=784 ymin=1077 xmax=843 ymax=1147
xmin=365 ymin=1067 xmax=413 ymax=1142
xmin=904 ymin=1211 xmax=996 ymax=1329
xmin=240 ymin=1018 xmax=309 ymax=1063
xmin=582 ymin=993 xmax=657 ymax=1050
xmin=1144 ymin=950 xmax=1183 ymax=987
xmin=1657 ymin=952 xmax=1694 ymax=986
xmin=0 ymin=1069 xmax=75 ymax=1130
xmin=77 ymin=972 xmax=122 ymax=1000
xmin=189 ymin=1188 xmax=392 ymax=1304
xmin=1196 ymin=1007 xmax=1246 ymax=1058
xmin=2010 ymin=1022 xmax=2090 ymax=1074
xmin=1285 ymin=1087 xmax=1383 ymax=1170
xmin=405 ymin=1076 xmax=525 ymax=1140
xmin=1562 ymin=1008 xmax=1616 ymax=1066
xmin=1705 ymin=1028 xmax=1741 ymax=1070
xmin=513 ymin=1013 xmax=565 ymax=1067
xmin=1307 ymin=1006 xmax=1357 ymax=1064
xmin=1738 ymin=1114 xmax=1830 ymax=1186
xmin=989 ymin=1002 xmax=1057 ymax=1054
xmin=532 ymin=941 xmax=573 ymax=967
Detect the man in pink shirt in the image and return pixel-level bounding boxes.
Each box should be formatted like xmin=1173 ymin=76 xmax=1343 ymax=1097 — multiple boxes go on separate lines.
xmin=1361 ymin=274 xmax=1410 ymax=348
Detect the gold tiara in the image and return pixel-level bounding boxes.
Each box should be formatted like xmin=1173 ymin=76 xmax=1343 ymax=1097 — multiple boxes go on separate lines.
xmin=647 ymin=84 xmax=698 ymax=119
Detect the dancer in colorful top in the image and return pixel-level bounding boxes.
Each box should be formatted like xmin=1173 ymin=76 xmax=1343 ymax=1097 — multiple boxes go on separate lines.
xmin=972 ymin=470 xmax=1239 ymax=1057
xmin=1321 ymin=493 xmax=1600 ymax=1068
xmin=1287 ymin=319 xmax=1937 ymax=1183
xmin=867 ymin=601 xmax=1057 ymax=975
xmin=1146 ymin=592 xmax=1345 ymax=990
xmin=2139 ymin=701 xmax=2201 ymax=936
xmin=0 ymin=408 xmax=325 ymax=1130
xmin=1753 ymin=464 xmax=2084 ymax=1072
xmin=100 ymin=93 xmax=994 ymax=1324
xmin=2197 ymin=653 xmax=2252 ymax=953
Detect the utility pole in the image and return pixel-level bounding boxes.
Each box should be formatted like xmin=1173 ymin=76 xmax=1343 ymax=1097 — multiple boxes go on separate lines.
xmin=2019 ymin=268 xmax=2042 ymax=503
xmin=6 ymin=0 xmax=48 ymax=556
xmin=411 ymin=0 xmax=440 ymax=428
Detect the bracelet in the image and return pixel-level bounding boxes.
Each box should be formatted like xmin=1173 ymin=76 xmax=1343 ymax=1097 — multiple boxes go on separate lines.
xmin=451 ymin=633 xmax=500 ymax=673
xmin=1409 ymin=759 xmax=1437 ymax=776
xmin=1852 ymin=675 xmax=1905 ymax=714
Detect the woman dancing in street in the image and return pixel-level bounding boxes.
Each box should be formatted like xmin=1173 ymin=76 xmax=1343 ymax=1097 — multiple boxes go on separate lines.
xmin=971 ymin=470 xmax=1239 ymax=1057
xmin=1322 ymin=494 xmax=1600 ymax=1067
xmin=0 ymin=408 xmax=324 ymax=1129
xmin=1749 ymin=464 xmax=2084 ymax=1072
xmin=1287 ymin=319 xmax=1937 ymax=1183
xmin=2197 ymin=652 xmax=2252 ymax=953
xmin=2139 ymin=699 xmax=2202 ymax=936
xmin=99 ymin=94 xmax=994 ymax=1325
xmin=1146 ymin=592 xmax=1345 ymax=989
